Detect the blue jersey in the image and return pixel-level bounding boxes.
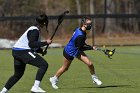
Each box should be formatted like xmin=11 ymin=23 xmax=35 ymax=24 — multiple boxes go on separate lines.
xmin=64 ymin=27 xmax=85 ymax=57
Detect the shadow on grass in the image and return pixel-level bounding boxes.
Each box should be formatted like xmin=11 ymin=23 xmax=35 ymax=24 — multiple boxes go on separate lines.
xmin=96 ymin=85 xmax=132 ymax=88
xmin=78 ymin=84 xmax=131 ymax=89
xmin=59 ymin=84 xmax=132 ymax=90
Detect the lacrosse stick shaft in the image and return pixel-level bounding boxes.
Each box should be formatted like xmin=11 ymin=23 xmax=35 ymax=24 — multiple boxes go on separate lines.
xmin=42 ymin=24 xmax=60 ymax=56
xmin=50 ymin=24 xmax=60 ymax=40
xmin=97 ymin=48 xmax=103 ymax=52
xmin=42 ymin=10 xmax=69 ymax=56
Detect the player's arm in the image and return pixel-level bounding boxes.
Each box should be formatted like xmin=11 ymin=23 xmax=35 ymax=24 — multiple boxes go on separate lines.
xmin=75 ymin=36 xmax=93 ymax=51
xmin=27 ymin=29 xmax=49 ymax=48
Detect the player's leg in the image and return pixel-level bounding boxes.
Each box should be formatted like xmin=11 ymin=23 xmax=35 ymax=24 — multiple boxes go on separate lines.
xmin=14 ymin=51 xmax=48 ymax=92
xmin=28 ymin=54 xmax=48 ymax=93
xmin=49 ymin=50 xmax=73 ymax=89
xmin=50 ymin=58 xmax=72 ymax=89
xmin=77 ymin=51 xmax=102 ymax=86
xmin=0 ymin=59 xmax=26 ymax=93
xmin=55 ymin=58 xmax=72 ymax=78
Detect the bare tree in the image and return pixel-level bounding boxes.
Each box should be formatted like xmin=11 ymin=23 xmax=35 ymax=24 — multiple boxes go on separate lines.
xmin=128 ymin=0 xmax=138 ymax=33
xmin=90 ymin=0 xmax=95 ymax=45
xmin=75 ymin=0 xmax=81 ymax=25
xmin=106 ymin=0 xmax=116 ymax=32
xmin=90 ymin=0 xmax=94 ymax=14
xmin=134 ymin=0 xmax=140 ymax=32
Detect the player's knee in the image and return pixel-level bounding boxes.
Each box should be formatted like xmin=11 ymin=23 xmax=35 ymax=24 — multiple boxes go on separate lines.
xmin=65 ymin=67 xmax=69 ymax=71
xmin=63 ymin=66 xmax=69 ymax=71
xmin=87 ymin=62 xmax=93 ymax=67
xmin=42 ymin=62 xmax=48 ymax=71
xmin=14 ymin=72 xmax=24 ymax=79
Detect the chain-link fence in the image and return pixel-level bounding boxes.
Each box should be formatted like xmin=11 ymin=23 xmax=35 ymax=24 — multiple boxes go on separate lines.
xmin=0 ymin=14 xmax=140 ymax=48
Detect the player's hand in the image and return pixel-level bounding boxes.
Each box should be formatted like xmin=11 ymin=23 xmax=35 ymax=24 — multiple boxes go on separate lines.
xmin=93 ymin=46 xmax=97 ymax=50
xmin=46 ymin=39 xmax=52 ymax=44
xmin=36 ymin=48 xmax=43 ymax=53
xmin=42 ymin=51 xmax=47 ymax=55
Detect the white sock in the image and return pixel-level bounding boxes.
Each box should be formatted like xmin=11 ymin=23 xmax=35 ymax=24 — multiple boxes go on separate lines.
xmin=53 ymin=75 xmax=58 ymax=80
xmin=33 ymin=80 xmax=40 ymax=88
xmin=1 ymin=87 xmax=8 ymax=93
xmin=91 ymin=74 xmax=97 ymax=79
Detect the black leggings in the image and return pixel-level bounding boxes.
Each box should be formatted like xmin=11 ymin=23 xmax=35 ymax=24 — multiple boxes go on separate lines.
xmin=5 ymin=50 xmax=48 ymax=90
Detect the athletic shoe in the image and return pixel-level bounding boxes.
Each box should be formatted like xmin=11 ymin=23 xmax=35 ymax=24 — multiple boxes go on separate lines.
xmin=92 ymin=76 xmax=102 ymax=86
xmin=0 ymin=91 xmax=7 ymax=93
xmin=30 ymin=86 xmax=46 ymax=93
xmin=49 ymin=77 xmax=59 ymax=89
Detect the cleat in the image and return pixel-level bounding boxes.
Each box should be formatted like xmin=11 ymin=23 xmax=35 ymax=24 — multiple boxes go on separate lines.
xmin=92 ymin=76 xmax=102 ymax=86
xmin=31 ymin=86 xmax=46 ymax=93
xmin=49 ymin=77 xmax=59 ymax=89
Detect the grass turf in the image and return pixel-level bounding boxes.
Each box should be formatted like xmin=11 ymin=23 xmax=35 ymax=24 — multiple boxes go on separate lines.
xmin=0 ymin=46 xmax=140 ymax=93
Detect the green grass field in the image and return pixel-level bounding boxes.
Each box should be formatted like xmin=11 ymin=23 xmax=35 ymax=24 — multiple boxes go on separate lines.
xmin=0 ymin=46 xmax=140 ymax=93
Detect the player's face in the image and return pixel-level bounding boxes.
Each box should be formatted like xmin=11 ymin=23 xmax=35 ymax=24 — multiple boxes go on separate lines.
xmin=85 ymin=20 xmax=92 ymax=30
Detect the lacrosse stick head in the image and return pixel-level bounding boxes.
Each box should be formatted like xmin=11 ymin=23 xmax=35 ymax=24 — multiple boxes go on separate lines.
xmin=58 ymin=10 xmax=69 ymax=25
xmin=103 ymin=49 xmax=116 ymax=59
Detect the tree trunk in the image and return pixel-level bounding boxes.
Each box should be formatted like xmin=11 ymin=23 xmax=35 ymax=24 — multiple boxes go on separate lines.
xmin=75 ymin=0 xmax=81 ymax=25
xmin=90 ymin=0 xmax=95 ymax=45
xmin=106 ymin=0 xmax=116 ymax=32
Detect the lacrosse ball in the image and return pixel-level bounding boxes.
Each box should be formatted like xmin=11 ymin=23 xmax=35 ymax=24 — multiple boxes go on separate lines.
xmin=109 ymin=51 xmax=113 ymax=55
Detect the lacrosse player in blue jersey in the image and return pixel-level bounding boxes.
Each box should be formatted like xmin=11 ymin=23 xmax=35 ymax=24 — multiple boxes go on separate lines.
xmin=49 ymin=16 xmax=102 ymax=89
